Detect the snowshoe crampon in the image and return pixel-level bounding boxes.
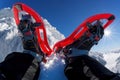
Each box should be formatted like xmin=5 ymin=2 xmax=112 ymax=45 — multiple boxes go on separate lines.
xmin=13 ymin=3 xmax=52 ymax=56
xmin=53 ymin=13 xmax=115 ymax=53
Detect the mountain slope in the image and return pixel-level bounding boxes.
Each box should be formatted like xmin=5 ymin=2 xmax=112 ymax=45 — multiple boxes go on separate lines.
xmin=104 ymin=52 xmax=120 ymax=73
xmin=0 ymin=8 xmax=120 ymax=80
xmin=0 ymin=8 xmax=23 ymax=61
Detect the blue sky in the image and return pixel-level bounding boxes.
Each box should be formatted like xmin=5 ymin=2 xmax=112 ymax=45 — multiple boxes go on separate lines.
xmin=1 ymin=0 xmax=120 ymax=52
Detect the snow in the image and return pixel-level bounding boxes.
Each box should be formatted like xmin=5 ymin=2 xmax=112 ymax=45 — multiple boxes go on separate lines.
xmin=103 ymin=52 xmax=120 ymax=73
xmin=104 ymin=53 xmax=120 ymax=71
xmin=40 ymin=54 xmax=67 ymax=80
xmin=0 ymin=8 xmax=120 ymax=80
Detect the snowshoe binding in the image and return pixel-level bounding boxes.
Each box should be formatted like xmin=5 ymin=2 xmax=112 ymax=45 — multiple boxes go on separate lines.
xmin=65 ymin=20 xmax=104 ymax=51
xmin=18 ymin=14 xmax=41 ymax=53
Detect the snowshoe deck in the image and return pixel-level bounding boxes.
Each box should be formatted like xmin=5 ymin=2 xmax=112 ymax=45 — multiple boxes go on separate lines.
xmin=13 ymin=3 xmax=52 ymax=56
xmin=53 ymin=13 xmax=115 ymax=53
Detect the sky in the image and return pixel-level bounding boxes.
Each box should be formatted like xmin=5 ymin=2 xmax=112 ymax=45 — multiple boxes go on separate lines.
xmin=0 ymin=0 xmax=120 ymax=52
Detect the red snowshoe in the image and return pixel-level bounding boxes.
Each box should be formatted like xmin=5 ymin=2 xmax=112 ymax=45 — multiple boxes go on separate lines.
xmin=53 ymin=13 xmax=115 ymax=55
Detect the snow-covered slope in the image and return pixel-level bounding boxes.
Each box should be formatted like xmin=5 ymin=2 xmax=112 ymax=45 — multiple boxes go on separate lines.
xmin=89 ymin=51 xmax=120 ymax=73
xmin=43 ymin=19 xmax=65 ymax=48
xmin=0 ymin=8 xmax=120 ymax=80
xmin=104 ymin=52 xmax=120 ymax=73
xmin=0 ymin=8 xmax=23 ymax=61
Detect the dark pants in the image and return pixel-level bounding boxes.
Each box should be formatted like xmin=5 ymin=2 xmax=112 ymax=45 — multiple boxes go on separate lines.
xmin=64 ymin=55 xmax=118 ymax=80
xmin=0 ymin=52 xmax=40 ymax=80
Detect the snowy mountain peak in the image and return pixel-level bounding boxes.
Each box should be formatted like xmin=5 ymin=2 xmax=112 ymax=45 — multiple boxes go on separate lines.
xmin=0 ymin=8 xmax=13 ymax=18
xmin=43 ymin=19 xmax=65 ymax=47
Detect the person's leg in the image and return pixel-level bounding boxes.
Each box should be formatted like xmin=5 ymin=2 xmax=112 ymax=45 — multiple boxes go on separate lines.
xmin=64 ymin=56 xmax=90 ymax=80
xmin=80 ymin=55 xmax=120 ymax=80
xmin=64 ymin=55 xmax=119 ymax=80
xmin=0 ymin=52 xmax=40 ymax=80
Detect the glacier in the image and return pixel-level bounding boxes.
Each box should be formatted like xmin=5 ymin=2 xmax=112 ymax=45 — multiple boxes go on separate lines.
xmin=0 ymin=8 xmax=120 ymax=80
